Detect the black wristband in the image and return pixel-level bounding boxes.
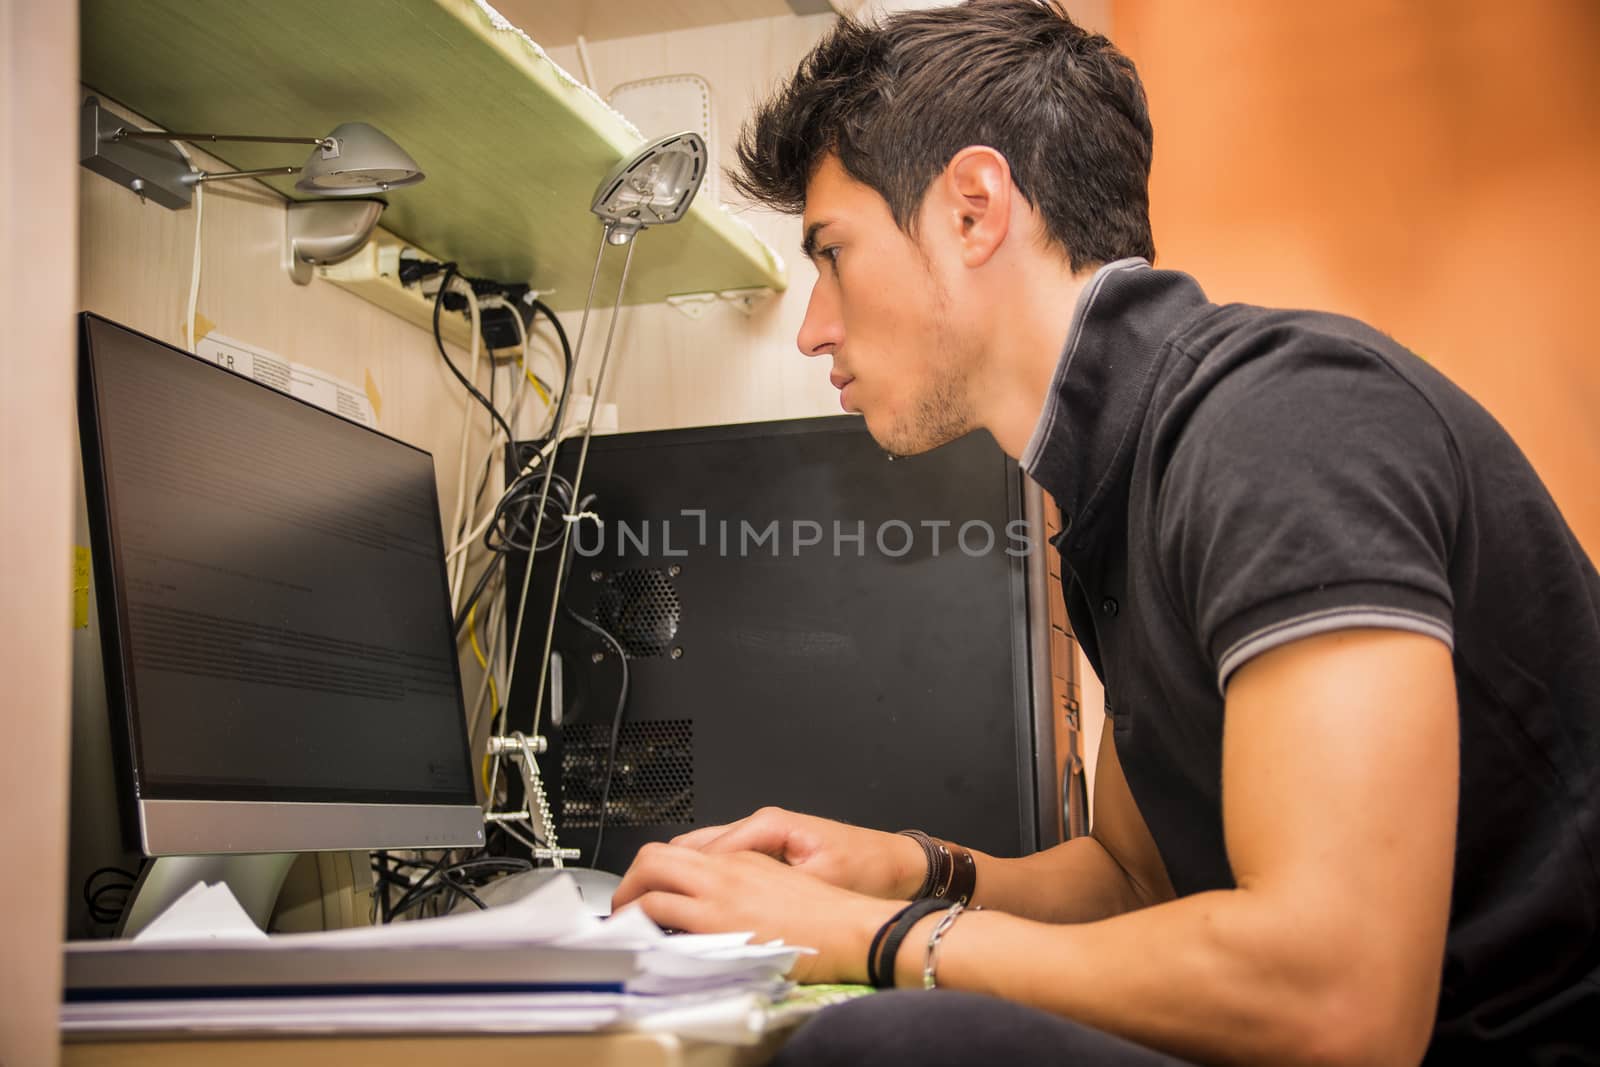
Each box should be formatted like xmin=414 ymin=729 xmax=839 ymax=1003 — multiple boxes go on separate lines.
xmin=872 ymin=897 xmax=948 ymax=989
xmin=865 ymin=902 xmax=915 ymax=988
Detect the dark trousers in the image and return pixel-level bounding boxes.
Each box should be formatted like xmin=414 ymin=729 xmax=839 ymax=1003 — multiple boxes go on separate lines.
xmin=772 ymin=989 xmax=1201 ymax=1067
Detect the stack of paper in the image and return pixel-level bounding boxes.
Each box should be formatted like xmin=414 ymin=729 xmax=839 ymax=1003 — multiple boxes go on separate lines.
xmin=62 ymin=874 xmax=812 ymax=1044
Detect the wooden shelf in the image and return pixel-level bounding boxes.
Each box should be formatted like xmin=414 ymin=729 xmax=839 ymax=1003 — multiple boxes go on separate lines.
xmin=80 ymin=0 xmax=787 ymax=312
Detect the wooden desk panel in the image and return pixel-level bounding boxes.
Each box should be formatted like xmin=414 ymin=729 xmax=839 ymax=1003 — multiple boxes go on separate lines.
xmin=65 ymin=1028 xmax=791 ymax=1067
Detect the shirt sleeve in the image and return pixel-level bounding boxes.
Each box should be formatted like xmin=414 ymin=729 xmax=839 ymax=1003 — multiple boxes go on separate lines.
xmin=1157 ymin=339 xmax=1461 ymax=694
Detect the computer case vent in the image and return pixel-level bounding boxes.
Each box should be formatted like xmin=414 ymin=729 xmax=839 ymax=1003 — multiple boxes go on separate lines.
xmin=561 ymin=718 xmax=694 ymax=828
xmin=595 ymin=568 xmax=680 ymax=658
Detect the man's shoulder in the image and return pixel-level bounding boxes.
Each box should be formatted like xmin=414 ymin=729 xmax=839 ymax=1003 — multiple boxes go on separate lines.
xmin=1174 ymin=301 xmax=1400 ymax=360
xmin=1151 ymin=303 xmax=1446 ymax=459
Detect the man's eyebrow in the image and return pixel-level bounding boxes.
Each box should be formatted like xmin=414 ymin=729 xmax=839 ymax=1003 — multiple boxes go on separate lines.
xmin=801 ymin=220 xmax=832 ymax=262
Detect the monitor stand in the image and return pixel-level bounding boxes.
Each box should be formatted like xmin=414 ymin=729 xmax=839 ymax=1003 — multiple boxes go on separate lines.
xmin=117 ymin=853 xmax=297 ymax=939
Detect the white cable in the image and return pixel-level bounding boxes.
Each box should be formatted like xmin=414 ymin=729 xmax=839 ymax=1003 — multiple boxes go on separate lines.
xmin=522 ymin=303 xmax=567 ymax=441
xmin=476 ymin=296 xmax=527 ymax=437
xmin=185 ymin=183 xmax=203 ymax=350
xmin=575 ymin=33 xmax=597 ymax=90
xmin=445 ymin=282 xmax=484 ymax=612
xmin=449 ymin=296 xmax=583 ymax=571
xmin=451 ymin=293 xmax=545 ymax=606
xmin=168 ymin=137 xmax=201 ymax=351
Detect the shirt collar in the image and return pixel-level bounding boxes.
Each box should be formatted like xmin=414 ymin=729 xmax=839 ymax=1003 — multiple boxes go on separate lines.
xmin=1022 ymin=260 xmax=1212 ymax=548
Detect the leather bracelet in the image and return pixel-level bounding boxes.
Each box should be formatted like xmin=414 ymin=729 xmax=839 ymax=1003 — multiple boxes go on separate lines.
xmin=897 ymin=829 xmax=939 ymax=899
xmin=898 ymin=829 xmax=977 ymax=904
xmin=942 ymin=842 xmax=977 ymax=905
xmin=872 ymin=897 xmax=948 ymax=989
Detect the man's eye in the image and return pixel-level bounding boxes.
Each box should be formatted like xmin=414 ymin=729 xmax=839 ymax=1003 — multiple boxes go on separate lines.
xmin=822 ymin=246 xmax=841 ymax=266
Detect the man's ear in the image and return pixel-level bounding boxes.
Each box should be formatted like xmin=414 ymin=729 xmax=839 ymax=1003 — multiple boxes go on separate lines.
xmin=939 ymin=147 xmax=1014 ymax=269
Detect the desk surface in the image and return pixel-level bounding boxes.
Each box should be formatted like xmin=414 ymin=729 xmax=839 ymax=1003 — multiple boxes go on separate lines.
xmin=64 ymin=1029 xmax=792 ymax=1067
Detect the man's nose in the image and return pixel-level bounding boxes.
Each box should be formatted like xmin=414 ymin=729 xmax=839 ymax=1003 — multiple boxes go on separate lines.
xmin=796 ymin=281 xmax=840 ymax=358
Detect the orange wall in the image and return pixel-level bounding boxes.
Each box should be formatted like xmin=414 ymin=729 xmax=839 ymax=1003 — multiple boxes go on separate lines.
xmin=1113 ymin=0 xmax=1600 ymax=558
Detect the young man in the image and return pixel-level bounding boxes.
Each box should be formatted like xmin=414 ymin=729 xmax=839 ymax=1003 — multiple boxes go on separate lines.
xmin=612 ymin=3 xmax=1600 ymax=1063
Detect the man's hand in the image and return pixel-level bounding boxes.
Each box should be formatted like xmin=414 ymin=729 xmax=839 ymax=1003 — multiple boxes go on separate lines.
xmin=612 ymin=842 xmax=900 ymax=984
xmin=668 ymin=806 xmax=927 ymax=900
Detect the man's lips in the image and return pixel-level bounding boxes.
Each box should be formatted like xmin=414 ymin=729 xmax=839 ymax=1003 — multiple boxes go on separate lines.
xmin=829 ymin=372 xmax=854 ymax=391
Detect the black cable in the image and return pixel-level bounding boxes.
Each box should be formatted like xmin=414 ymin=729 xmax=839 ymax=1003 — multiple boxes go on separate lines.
xmin=432 ymin=263 xmax=514 ymax=445
xmin=389 ymin=879 xmax=458 ymax=920
xmin=87 ymin=883 xmax=133 ymax=924
xmin=385 ymin=849 xmax=455 ymax=922
xmin=452 ymin=456 xmax=579 ymax=640
xmin=454 ymin=551 xmax=506 ymax=637
xmin=440 ymin=870 xmax=488 ymax=911
xmin=84 ymin=864 xmax=139 ymax=888
xmin=487 ymin=324 xmax=498 ymax=416
xmin=442 ymin=857 xmax=534 ymax=877
xmin=486 ymin=470 xmax=575 ymax=555
xmin=83 ymin=865 xmax=139 ymax=925
xmin=565 ymin=609 xmax=629 ymax=869
xmin=528 ymin=297 xmax=574 ymax=395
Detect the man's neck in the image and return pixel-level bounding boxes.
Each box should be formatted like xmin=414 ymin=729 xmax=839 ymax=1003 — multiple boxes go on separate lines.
xmin=975 ymin=264 xmax=1094 ymax=460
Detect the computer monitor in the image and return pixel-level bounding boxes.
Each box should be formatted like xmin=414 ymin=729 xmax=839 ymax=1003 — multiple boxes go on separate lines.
xmin=76 ymin=314 xmax=483 ymax=929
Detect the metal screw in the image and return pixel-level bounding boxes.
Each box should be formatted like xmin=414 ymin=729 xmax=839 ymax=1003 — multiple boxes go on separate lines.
xmin=590 ymin=570 xmax=603 ymax=582
xmin=668 ymin=565 xmax=681 ymax=577
xmin=591 ymin=651 xmax=605 ymax=663
xmin=670 ymin=647 xmax=684 ymax=660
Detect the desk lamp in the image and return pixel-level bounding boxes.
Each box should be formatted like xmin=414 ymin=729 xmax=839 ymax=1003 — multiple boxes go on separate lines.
xmin=79 ymin=96 xmax=425 ymax=282
xmin=487 ymin=131 xmax=709 ymax=863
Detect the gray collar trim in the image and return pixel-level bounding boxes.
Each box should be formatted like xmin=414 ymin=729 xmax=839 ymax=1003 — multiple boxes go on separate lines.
xmin=1020 ymin=257 xmax=1151 ymax=475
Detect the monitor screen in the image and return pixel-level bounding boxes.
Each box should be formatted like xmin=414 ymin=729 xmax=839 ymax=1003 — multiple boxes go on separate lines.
xmin=78 ymin=314 xmax=481 ymax=855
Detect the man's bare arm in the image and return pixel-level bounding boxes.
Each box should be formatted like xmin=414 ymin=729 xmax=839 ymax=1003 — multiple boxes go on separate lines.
xmin=964 ymin=725 xmax=1176 ymax=921
xmin=668 ymin=723 xmax=1174 ymax=924
xmin=895 ymin=629 xmax=1458 ymax=1066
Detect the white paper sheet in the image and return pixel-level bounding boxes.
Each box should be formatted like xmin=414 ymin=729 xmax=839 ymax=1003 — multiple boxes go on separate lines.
xmin=66 ymin=874 xmax=813 ymax=1042
xmin=196 ymin=332 xmax=377 ymax=428
xmin=131 ymin=881 xmax=267 ymax=944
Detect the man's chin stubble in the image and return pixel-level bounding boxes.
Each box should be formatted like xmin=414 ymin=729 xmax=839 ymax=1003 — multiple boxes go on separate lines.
xmin=873 ymin=391 xmax=975 ymax=459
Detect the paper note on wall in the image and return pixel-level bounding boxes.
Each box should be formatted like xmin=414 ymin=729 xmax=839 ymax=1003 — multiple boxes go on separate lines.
xmin=196 ymin=333 xmax=378 ymax=429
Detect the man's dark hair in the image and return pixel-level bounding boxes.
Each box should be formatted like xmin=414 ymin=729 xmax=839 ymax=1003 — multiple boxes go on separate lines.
xmin=733 ymin=0 xmax=1155 ymax=271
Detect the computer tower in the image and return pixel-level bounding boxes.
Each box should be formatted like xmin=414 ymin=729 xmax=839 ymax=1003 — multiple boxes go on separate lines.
xmin=502 ymin=416 xmax=1059 ymax=872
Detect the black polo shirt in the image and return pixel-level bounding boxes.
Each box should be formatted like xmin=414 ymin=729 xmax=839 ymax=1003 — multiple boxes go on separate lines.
xmin=1023 ymin=259 xmax=1600 ymax=1062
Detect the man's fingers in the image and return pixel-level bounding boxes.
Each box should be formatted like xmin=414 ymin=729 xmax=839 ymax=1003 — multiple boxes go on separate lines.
xmin=670 ymin=822 xmax=736 ymax=849
xmin=672 ymin=806 xmax=799 ymax=857
xmin=612 ymin=841 xmax=713 ymax=909
xmin=623 ymin=890 xmax=707 ymax=935
xmin=694 ymin=807 xmax=800 ymax=858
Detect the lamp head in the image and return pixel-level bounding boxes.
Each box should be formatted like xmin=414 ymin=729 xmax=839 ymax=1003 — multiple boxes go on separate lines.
xmin=591 ymin=132 xmax=707 ymax=244
xmin=296 ymin=122 xmax=424 ymax=195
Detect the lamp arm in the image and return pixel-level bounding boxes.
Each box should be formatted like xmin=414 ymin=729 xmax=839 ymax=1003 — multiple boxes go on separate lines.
xmin=112 ymin=128 xmax=332 ymax=149
xmin=187 ymin=166 xmax=302 ymax=185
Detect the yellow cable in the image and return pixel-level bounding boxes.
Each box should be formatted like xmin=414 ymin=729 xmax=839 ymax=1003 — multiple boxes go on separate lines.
xmin=468 ymin=601 xmax=489 ymax=669
xmin=468 ymin=602 xmax=501 ymax=794
xmin=523 ymin=367 xmax=552 ymax=408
